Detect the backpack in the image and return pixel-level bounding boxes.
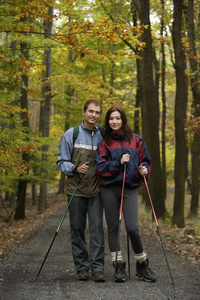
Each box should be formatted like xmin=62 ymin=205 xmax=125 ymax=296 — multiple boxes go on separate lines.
xmin=73 ymin=125 xmax=104 ymax=144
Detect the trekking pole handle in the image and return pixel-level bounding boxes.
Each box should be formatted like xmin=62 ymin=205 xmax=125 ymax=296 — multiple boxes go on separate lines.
xmin=122 ymin=150 xmax=130 ymax=170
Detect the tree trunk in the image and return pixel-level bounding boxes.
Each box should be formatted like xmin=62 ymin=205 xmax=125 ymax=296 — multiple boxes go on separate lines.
xmin=38 ymin=6 xmax=53 ymax=214
xmin=138 ymin=0 xmax=166 ymax=218
xmin=15 ymin=180 xmax=27 ymax=220
xmin=172 ymin=0 xmax=187 ymax=227
xmin=58 ymin=172 xmax=66 ymax=194
xmin=134 ymin=58 xmax=143 ymax=136
xmin=14 ymin=71 xmax=29 ymax=220
xmin=187 ymin=0 xmax=200 ymax=216
xmin=9 ymin=192 xmax=16 ymax=209
xmin=14 ymin=29 xmax=29 ymax=220
xmin=110 ymin=60 xmax=115 ymax=87
xmin=132 ymin=6 xmax=143 ymax=136
xmin=32 ymin=184 xmax=36 ymax=205
xmin=58 ymin=111 xmax=70 ymax=194
xmin=190 ymin=133 xmax=200 ymax=216
xmin=14 ymin=74 xmax=29 ymax=220
xmin=57 ymin=47 xmax=76 ymax=194
xmin=160 ymin=0 xmax=167 ymax=200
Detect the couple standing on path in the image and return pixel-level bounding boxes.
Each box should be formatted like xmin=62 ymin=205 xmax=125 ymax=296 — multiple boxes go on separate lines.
xmin=57 ymin=100 xmax=156 ymax=283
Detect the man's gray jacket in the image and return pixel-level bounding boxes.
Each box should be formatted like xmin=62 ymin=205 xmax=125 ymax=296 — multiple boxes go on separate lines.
xmin=57 ymin=122 xmax=103 ymax=197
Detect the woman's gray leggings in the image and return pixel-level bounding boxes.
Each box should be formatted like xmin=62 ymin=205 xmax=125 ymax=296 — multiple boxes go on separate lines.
xmin=101 ymin=184 xmax=144 ymax=255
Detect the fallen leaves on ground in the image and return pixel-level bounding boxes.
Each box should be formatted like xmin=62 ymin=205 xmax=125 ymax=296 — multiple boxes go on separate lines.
xmin=0 ymin=190 xmax=199 ymax=265
xmin=140 ymin=217 xmax=200 ymax=264
xmin=0 ymin=191 xmax=67 ymax=260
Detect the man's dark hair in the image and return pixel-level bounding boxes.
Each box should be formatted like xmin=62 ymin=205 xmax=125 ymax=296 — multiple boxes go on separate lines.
xmin=83 ymin=100 xmax=102 ymax=114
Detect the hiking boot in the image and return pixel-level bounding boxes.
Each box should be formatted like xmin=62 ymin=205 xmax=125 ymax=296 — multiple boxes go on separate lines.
xmin=93 ymin=271 xmax=106 ymax=282
xmin=114 ymin=262 xmax=127 ymax=282
xmin=77 ymin=269 xmax=89 ymax=281
xmin=136 ymin=259 xmax=156 ymax=282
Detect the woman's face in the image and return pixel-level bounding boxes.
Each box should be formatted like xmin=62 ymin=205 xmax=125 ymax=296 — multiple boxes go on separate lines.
xmin=109 ymin=110 xmax=122 ymax=132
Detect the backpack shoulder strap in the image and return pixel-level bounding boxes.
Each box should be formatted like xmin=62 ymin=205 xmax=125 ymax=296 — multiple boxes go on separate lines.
xmin=73 ymin=126 xmax=79 ymax=145
xmin=97 ymin=125 xmax=105 ymax=138
xmin=73 ymin=125 xmax=104 ymax=145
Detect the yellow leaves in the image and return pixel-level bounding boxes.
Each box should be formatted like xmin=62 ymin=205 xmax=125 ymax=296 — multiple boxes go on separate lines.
xmin=10 ymin=143 xmax=39 ymax=153
xmin=67 ymin=19 xmax=145 ymax=45
xmin=0 ymin=105 xmax=33 ymax=183
xmin=53 ymin=19 xmax=146 ymax=62
xmin=0 ymin=103 xmax=31 ymax=120
xmin=8 ymin=0 xmax=54 ymax=20
xmin=0 ymin=150 xmax=28 ymax=181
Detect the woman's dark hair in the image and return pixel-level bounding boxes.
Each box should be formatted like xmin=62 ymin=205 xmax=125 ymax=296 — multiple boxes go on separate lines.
xmin=104 ymin=106 xmax=133 ymax=145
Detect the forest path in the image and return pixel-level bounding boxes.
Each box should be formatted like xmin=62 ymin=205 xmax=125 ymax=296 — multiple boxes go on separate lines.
xmin=1 ymin=206 xmax=200 ymax=300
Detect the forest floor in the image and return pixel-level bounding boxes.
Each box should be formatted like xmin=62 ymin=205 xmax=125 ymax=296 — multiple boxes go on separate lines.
xmin=0 ymin=190 xmax=200 ymax=300
xmin=0 ymin=187 xmax=200 ymax=300
xmin=0 ymin=187 xmax=199 ymax=264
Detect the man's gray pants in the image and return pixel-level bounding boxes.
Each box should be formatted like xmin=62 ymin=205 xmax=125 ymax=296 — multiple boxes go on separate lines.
xmin=67 ymin=194 xmax=104 ymax=275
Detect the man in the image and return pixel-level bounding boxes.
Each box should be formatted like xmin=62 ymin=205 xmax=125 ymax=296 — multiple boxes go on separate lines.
xmin=57 ymin=100 xmax=105 ymax=282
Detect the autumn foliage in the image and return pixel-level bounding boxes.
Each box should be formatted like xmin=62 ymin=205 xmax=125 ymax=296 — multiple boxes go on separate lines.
xmin=0 ymin=0 xmax=199 ymax=224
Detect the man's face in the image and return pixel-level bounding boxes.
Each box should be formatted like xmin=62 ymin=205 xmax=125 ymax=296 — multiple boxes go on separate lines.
xmin=83 ymin=103 xmax=101 ymax=128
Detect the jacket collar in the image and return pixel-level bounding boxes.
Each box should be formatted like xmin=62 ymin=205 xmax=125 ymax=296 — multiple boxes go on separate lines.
xmin=111 ymin=131 xmax=125 ymax=140
xmin=81 ymin=121 xmax=98 ymax=132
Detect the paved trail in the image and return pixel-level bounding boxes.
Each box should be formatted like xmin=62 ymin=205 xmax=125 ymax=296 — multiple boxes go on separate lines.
xmin=1 ymin=207 xmax=200 ymax=300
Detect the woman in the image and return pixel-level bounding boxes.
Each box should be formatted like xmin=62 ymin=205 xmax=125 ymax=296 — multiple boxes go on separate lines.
xmin=95 ymin=106 xmax=156 ymax=283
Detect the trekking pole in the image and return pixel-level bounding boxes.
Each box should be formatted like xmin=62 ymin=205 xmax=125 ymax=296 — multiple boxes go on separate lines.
xmin=35 ymin=176 xmax=81 ymax=281
xmin=142 ymin=171 xmax=175 ymax=290
xmin=127 ymin=234 xmax=131 ymax=279
xmin=115 ymin=162 xmax=127 ymax=274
